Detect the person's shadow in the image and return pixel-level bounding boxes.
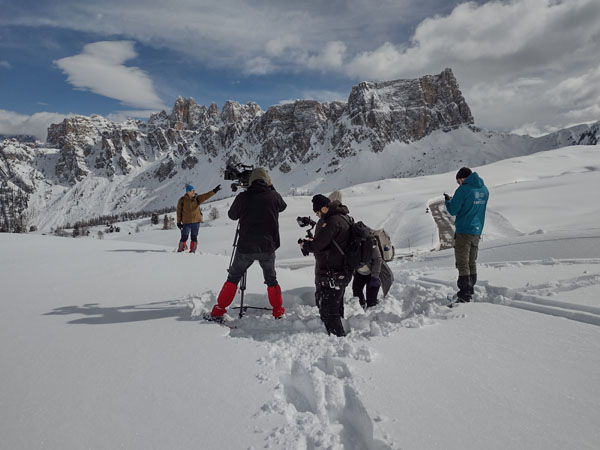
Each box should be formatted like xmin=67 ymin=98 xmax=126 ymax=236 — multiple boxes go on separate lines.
xmin=106 ymin=249 xmax=168 ymax=253
xmin=44 ymin=300 xmax=189 ymax=324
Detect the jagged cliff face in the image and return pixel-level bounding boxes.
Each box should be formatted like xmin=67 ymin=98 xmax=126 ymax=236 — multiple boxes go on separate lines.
xmin=344 ymin=68 xmax=473 ymax=152
xmin=1 ymin=68 xmax=595 ymax=232
xmin=33 ymin=68 xmax=474 ymax=189
xmin=577 ymin=123 xmax=600 ymax=145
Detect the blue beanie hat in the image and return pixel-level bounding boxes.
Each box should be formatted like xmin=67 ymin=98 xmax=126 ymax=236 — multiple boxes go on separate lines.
xmin=185 ymin=184 xmax=195 ymax=192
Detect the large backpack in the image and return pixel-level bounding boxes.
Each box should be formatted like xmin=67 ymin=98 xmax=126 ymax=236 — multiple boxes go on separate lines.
xmin=372 ymin=228 xmax=395 ymax=262
xmin=332 ymin=217 xmax=373 ymax=274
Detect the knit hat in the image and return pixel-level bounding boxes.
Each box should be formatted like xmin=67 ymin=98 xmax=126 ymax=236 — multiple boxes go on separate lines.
xmin=456 ymin=167 xmax=472 ymax=180
xmin=185 ymin=184 xmax=195 ymax=192
xmin=328 ymin=190 xmax=342 ymax=203
xmin=312 ymin=194 xmax=331 ymax=212
xmin=248 ymin=167 xmax=270 ymax=185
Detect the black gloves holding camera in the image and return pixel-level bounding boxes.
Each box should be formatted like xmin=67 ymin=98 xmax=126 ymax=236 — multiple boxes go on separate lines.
xmin=443 ymin=193 xmax=451 ymax=201
xmin=213 ymin=184 xmax=221 ymax=193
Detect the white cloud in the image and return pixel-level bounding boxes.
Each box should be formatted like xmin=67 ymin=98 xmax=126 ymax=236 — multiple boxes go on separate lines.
xmin=265 ymin=35 xmax=302 ymax=58
xmin=0 ymin=60 xmax=12 ymax=69
xmin=302 ymin=89 xmax=348 ymax=103
xmin=550 ymin=65 xmax=600 ymax=108
xmin=510 ymin=122 xmax=552 ymax=138
xmin=243 ymin=57 xmax=275 ymax=76
xmin=4 ymin=0 xmax=600 ymax=133
xmin=0 ymin=109 xmax=72 ymax=141
xmin=2 ymin=0 xmax=428 ymax=75
xmin=346 ymin=0 xmax=600 ymax=79
xmin=54 ymin=41 xmax=166 ymax=110
xmin=306 ymin=41 xmax=347 ymax=71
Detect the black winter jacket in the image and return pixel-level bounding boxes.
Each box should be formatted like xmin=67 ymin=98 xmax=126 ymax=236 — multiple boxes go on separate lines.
xmin=228 ymin=181 xmax=287 ymax=253
xmin=304 ymin=201 xmax=352 ymax=276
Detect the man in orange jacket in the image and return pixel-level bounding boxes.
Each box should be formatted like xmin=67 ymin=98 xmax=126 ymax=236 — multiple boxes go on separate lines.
xmin=176 ymin=183 xmax=221 ymax=253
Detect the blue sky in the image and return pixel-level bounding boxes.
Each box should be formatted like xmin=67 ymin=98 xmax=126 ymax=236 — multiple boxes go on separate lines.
xmin=1 ymin=0 xmax=599 ymax=140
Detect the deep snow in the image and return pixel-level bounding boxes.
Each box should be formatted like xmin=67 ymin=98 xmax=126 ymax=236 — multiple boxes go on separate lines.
xmin=1 ymin=145 xmax=599 ymax=450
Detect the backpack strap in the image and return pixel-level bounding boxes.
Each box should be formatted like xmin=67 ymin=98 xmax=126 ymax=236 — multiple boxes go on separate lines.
xmin=332 ymin=215 xmax=354 ymax=256
xmin=332 ymin=239 xmax=345 ymax=256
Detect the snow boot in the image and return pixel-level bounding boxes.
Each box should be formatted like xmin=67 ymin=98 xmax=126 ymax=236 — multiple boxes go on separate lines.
xmin=366 ymin=299 xmax=379 ymax=309
xmin=469 ymin=273 xmax=477 ymax=296
xmin=353 ymin=292 xmax=367 ymax=311
xmin=323 ymin=316 xmax=346 ymax=337
xmin=267 ymin=284 xmax=285 ymax=318
xmin=211 ymin=281 xmax=238 ymax=317
xmin=189 ymin=241 xmax=197 ymax=253
xmin=177 ymin=241 xmax=187 ymax=252
xmin=456 ymin=275 xmax=472 ymax=303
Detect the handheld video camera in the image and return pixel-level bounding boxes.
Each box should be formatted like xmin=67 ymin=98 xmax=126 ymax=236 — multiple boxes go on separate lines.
xmin=224 ymin=163 xmax=255 ymax=192
xmin=297 ymin=216 xmax=316 ymax=256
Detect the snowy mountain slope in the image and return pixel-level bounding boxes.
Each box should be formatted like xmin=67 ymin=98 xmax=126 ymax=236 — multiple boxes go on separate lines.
xmin=1 ymin=68 xmax=599 ymax=232
xmin=2 ymin=145 xmax=599 ymax=450
xmin=7 ymin=122 xmax=596 ymax=234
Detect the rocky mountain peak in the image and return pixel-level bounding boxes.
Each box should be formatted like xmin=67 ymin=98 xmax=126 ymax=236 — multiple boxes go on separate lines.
xmin=221 ymin=100 xmax=263 ymax=124
xmin=346 ymin=68 xmax=473 ymax=148
xmin=0 ymin=68 xmax=508 ymax=231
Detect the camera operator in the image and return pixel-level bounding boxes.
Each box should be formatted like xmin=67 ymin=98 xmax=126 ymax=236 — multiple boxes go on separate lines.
xmin=210 ymin=168 xmax=287 ymax=319
xmin=299 ymin=194 xmax=352 ymax=337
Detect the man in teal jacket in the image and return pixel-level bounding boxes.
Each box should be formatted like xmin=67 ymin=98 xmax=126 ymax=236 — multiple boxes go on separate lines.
xmin=444 ymin=167 xmax=489 ymax=302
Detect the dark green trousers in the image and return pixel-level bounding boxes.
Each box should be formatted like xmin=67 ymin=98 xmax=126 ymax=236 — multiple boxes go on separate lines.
xmin=454 ymin=233 xmax=480 ymax=301
xmin=454 ymin=233 xmax=480 ymax=277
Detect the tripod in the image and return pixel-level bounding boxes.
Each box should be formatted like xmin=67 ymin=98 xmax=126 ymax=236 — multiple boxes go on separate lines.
xmin=229 ymin=223 xmax=272 ymax=318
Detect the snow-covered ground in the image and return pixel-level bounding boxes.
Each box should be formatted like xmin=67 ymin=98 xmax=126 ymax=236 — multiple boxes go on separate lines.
xmin=1 ymin=145 xmax=599 ymax=450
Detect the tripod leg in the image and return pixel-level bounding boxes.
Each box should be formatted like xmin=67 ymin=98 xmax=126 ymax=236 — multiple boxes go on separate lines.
xmin=238 ymin=271 xmax=247 ymax=318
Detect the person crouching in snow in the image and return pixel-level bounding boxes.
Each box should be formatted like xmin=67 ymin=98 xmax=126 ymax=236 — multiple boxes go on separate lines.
xmin=352 ymin=236 xmax=383 ymax=310
xmin=210 ymin=168 xmax=287 ymax=319
xmin=176 ymin=183 xmax=221 ymax=253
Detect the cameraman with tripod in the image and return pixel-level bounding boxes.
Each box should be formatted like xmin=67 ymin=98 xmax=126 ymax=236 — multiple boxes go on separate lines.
xmin=210 ymin=168 xmax=287 ymax=319
xmin=299 ymin=195 xmax=352 ymax=337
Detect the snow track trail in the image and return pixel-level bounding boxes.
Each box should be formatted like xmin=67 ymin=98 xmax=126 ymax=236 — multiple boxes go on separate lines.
xmin=412 ymin=261 xmax=600 ymax=327
xmin=260 ymin=336 xmax=397 ymax=450
xmin=182 ymin=253 xmax=600 ymax=450
xmin=186 ymin=284 xmax=445 ymax=449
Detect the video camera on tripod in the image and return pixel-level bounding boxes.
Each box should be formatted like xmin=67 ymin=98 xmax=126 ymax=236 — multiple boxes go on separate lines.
xmin=297 ymin=216 xmax=316 ymax=256
xmin=224 ymin=163 xmax=255 ymax=192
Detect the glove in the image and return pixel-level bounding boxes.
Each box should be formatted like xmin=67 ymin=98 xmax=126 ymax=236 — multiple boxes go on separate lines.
xmin=213 ymin=184 xmax=221 ymax=193
xmin=369 ymin=277 xmax=380 ymax=288
xmin=443 ymin=193 xmax=451 ymax=201
xmin=177 ymin=223 xmax=182 ymax=230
